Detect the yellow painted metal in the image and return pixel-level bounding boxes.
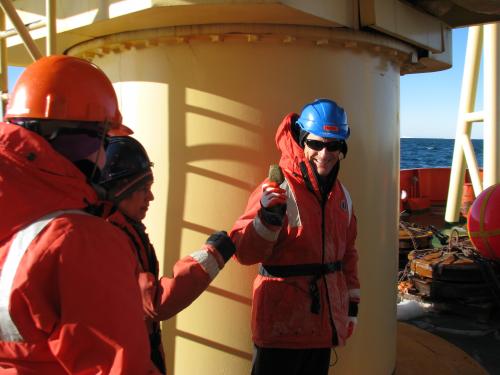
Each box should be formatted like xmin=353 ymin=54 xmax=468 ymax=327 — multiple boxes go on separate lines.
xmin=0 ymin=0 xmax=41 ymax=60
xmin=445 ymin=26 xmax=483 ymax=224
xmin=4 ymin=0 xmax=452 ymax=75
xmin=72 ymin=24 xmax=403 ymax=374
xmin=445 ymin=22 xmax=500 ymax=223
xmin=461 ymin=134 xmax=482 ymax=192
xmin=3 ymin=0 xmax=353 ymax=66
xmin=0 ymin=9 xmax=6 ymax=113
xmin=483 ymin=23 xmax=500 ymax=188
xmin=45 ymin=0 xmax=55 ymax=55
xmin=0 ymin=19 xmax=45 ymax=40
xmin=360 ymin=0 xmax=445 ymax=53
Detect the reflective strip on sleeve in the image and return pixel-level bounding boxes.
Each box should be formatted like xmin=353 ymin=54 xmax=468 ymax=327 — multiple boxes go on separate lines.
xmin=0 ymin=210 xmax=87 ymax=342
xmin=252 ymin=216 xmax=280 ymax=242
xmin=349 ymin=288 xmax=361 ymax=301
xmin=340 ymin=183 xmax=353 ymax=225
xmin=190 ymin=250 xmax=220 ymax=281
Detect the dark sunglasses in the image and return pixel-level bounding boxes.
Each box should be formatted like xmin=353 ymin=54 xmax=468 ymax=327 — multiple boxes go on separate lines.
xmin=305 ymin=139 xmax=344 ymax=152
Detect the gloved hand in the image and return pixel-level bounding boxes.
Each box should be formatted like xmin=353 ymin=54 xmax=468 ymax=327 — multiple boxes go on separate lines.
xmin=346 ymin=316 xmax=357 ymax=338
xmin=260 ymin=183 xmax=287 ymax=208
xmin=205 ymin=231 xmax=236 ymax=263
xmin=260 ymin=182 xmax=287 ymax=226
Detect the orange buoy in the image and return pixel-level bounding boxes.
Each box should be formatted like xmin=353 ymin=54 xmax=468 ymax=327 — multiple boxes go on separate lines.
xmin=467 ymin=184 xmax=500 ymax=260
xmin=460 ymin=182 xmax=475 ymax=217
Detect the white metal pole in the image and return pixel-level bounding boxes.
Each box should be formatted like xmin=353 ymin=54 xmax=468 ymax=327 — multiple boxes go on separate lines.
xmin=445 ymin=26 xmax=483 ymax=223
xmin=484 ymin=23 xmax=500 ymax=188
xmin=461 ymin=134 xmax=482 ymax=195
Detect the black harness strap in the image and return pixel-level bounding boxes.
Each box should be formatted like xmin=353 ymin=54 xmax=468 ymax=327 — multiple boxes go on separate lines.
xmin=259 ymin=261 xmax=342 ymax=314
xmin=123 ymin=220 xmax=164 ymax=373
xmin=259 ymin=262 xmax=342 ymax=278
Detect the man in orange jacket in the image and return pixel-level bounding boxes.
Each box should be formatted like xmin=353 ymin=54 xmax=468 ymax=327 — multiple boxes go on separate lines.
xmin=0 ymin=56 xmax=160 ymax=374
xmin=231 ymin=99 xmax=360 ymax=375
xmin=99 ymin=136 xmax=236 ymax=374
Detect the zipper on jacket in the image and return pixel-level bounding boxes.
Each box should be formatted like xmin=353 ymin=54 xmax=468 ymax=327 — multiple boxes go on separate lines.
xmin=300 ymin=159 xmax=339 ymax=345
xmin=321 ymin=201 xmax=339 ymax=346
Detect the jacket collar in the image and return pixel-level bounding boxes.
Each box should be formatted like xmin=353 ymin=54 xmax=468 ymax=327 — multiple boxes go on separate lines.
xmin=275 ymin=113 xmax=323 ymax=199
xmin=0 ymin=123 xmax=97 ymax=241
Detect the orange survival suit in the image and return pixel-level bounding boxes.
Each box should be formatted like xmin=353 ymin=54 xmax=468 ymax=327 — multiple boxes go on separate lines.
xmin=106 ymin=209 xmax=227 ymax=373
xmin=0 ymin=124 xmax=159 ymax=374
xmin=230 ymin=113 xmax=360 ymax=349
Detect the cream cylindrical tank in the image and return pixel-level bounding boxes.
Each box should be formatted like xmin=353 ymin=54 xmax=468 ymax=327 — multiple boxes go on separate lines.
xmin=69 ymin=24 xmax=406 ymax=374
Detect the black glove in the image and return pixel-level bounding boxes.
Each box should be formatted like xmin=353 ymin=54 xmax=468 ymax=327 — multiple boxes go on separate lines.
xmin=348 ymin=301 xmax=359 ymax=317
xmin=260 ymin=205 xmax=287 ymax=226
xmin=205 ymin=231 xmax=236 ymax=263
xmin=259 ymin=182 xmax=287 ymax=226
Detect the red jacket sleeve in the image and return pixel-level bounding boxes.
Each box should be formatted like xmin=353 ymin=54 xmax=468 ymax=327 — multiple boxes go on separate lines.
xmin=45 ymin=216 xmax=160 ymax=375
xmin=154 ymin=245 xmax=225 ymax=321
xmin=230 ymin=182 xmax=283 ymax=265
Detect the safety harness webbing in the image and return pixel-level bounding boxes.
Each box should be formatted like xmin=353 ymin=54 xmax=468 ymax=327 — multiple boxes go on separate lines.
xmin=0 ymin=210 xmax=87 ymax=342
xmin=259 ymin=261 xmax=342 ymax=278
xmin=259 ymin=261 xmax=343 ymax=314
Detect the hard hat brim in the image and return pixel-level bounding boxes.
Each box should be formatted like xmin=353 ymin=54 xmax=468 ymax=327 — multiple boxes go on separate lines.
xmin=108 ymin=123 xmax=133 ymax=136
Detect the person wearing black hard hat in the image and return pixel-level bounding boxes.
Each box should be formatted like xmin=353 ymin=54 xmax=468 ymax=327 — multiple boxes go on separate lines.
xmin=100 ymin=136 xmax=236 ymax=374
xmin=230 ymin=99 xmax=360 ymax=375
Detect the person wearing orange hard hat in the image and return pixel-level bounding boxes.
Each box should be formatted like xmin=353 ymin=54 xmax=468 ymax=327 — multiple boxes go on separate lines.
xmin=0 ymin=55 xmax=160 ymax=374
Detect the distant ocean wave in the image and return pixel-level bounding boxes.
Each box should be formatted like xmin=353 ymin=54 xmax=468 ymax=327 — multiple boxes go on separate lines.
xmin=400 ymin=138 xmax=484 ymax=170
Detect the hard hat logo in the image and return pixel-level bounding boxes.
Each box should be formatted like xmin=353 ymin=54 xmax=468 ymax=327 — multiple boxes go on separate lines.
xmin=296 ymin=98 xmax=350 ymax=140
xmin=323 ymin=125 xmax=339 ymax=132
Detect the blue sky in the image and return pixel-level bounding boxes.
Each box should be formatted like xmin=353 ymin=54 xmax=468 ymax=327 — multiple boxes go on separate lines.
xmin=8 ymin=27 xmax=480 ymax=139
xmin=8 ymin=66 xmax=23 ymax=89
xmin=401 ymin=27 xmax=484 ymax=139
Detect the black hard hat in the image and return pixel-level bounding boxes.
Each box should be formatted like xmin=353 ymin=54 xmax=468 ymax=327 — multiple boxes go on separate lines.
xmin=100 ymin=136 xmax=153 ymax=202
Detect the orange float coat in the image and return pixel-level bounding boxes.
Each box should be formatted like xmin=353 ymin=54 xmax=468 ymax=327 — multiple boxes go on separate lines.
xmin=105 ymin=209 xmax=226 ymax=370
xmin=230 ymin=113 xmax=360 ymax=348
xmin=106 ymin=210 xmax=226 ymax=322
xmin=0 ymin=124 xmax=159 ymax=374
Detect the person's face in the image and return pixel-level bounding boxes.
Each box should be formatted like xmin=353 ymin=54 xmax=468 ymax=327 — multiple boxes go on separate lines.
xmin=303 ymin=134 xmax=342 ymax=176
xmin=118 ymin=180 xmax=154 ymax=222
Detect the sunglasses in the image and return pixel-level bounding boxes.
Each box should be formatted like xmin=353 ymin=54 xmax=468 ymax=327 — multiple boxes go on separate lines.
xmin=305 ymin=139 xmax=344 ymax=152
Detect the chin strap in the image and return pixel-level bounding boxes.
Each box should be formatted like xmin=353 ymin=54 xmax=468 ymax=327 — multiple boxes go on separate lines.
xmin=89 ymin=120 xmax=110 ymax=184
xmin=90 ymin=182 xmax=108 ymax=201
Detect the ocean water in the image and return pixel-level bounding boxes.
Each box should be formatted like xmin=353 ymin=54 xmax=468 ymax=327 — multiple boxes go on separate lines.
xmin=400 ymin=138 xmax=484 ymax=170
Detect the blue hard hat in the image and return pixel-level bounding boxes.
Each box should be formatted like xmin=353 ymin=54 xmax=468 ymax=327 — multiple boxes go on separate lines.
xmin=296 ymin=98 xmax=350 ymax=140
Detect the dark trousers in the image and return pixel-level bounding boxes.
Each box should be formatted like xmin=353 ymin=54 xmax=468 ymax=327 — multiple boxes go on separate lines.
xmin=251 ymin=345 xmax=331 ymax=375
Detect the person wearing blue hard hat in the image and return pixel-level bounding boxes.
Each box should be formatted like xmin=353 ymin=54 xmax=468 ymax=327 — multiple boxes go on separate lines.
xmin=296 ymin=98 xmax=350 ymax=178
xmin=230 ymin=99 xmax=360 ymax=375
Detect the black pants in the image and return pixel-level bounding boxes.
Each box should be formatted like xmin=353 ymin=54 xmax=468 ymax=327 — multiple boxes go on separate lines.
xmin=150 ymin=330 xmax=166 ymax=374
xmin=251 ymin=345 xmax=331 ymax=375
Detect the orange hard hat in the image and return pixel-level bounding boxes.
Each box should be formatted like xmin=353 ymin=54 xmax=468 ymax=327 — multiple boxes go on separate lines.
xmin=467 ymin=183 xmax=500 ymax=260
xmin=5 ymin=55 xmax=131 ymax=135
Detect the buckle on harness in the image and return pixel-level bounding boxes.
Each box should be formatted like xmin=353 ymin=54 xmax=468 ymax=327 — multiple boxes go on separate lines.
xmin=259 ymin=261 xmax=343 ymax=314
